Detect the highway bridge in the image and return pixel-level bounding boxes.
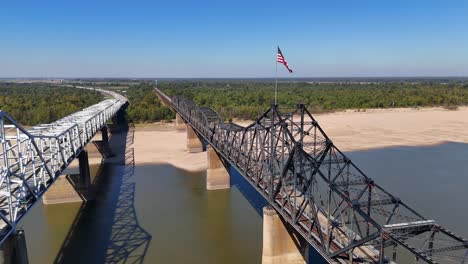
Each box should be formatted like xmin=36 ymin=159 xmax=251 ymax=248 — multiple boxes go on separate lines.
xmin=154 ymin=88 xmax=468 ymax=264
xmin=0 ymin=87 xmax=128 ymax=251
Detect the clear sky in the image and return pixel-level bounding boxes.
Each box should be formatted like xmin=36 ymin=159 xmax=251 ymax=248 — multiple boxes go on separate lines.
xmin=1 ymin=0 xmax=467 ymax=78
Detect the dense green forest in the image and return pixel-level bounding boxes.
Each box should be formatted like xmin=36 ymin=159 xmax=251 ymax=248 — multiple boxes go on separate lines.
xmin=118 ymin=81 xmax=468 ymax=122
xmin=2 ymin=81 xmax=468 ymax=124
xmin=123 ymin=83 xmax=174 ymax=123
xmin=0 ymin=83 xmax=103 ymax=125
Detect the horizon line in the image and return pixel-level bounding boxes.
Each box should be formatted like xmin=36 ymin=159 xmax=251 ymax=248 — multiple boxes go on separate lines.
xmin=1 ymin=76 xmax=468 ymax=80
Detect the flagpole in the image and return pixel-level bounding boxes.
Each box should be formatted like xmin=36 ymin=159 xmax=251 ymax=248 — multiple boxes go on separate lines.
xmin=275 ymin=49 xmax=278 ymax=105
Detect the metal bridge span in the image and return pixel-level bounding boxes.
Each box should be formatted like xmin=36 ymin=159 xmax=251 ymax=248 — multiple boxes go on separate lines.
xmin=155 ymin=88 xmax=468 ymax=264
xmin=0 ymin=87 xmax=127 ymax=244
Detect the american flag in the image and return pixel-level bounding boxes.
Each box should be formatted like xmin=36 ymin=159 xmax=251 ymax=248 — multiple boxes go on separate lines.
xmin=276 ymin=47 xmax=293 ymax=73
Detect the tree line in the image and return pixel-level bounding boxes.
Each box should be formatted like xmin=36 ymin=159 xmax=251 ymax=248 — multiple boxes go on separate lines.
xmin=155 ymin=80 xmax=468 ymax=120
xmin=2 ymin=80 xmax=467 ymax=125
xmin=105 ymin=80 xmax=468 ymax=122
xmin=123 ymin=82 xmax=174 ymax=123
xmin=0 ymin=83 xmax=103 ymax=125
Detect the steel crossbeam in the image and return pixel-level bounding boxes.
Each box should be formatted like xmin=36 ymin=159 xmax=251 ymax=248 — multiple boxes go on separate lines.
xmin=156 ymin=87 xmax=468 ymax=264
xmin=0 ymin=87 xmax=127 ymax=244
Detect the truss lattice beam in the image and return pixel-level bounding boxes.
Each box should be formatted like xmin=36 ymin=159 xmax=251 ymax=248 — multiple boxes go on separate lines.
xmin=0 ymin=87 xmax=127 ymax=243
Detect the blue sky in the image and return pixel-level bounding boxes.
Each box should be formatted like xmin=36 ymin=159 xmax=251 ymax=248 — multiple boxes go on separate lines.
xmin=1 ymin=0 xmax=467 ymax=78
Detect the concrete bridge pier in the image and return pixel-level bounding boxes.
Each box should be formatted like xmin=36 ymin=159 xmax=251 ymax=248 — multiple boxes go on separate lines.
xmin=186 ymin=125 xmax=203 ymax=153
xmin=262 ymin=206 xmax=306 ymax=264
xmin=101 ymin=126 xmax=109 ymax=142
xmin=206 ymin=145 xmax=230 ymax=190
xmin=78 ymin=150 xmax=91 ymax=187
xmin=42 ymin=149 xmax=95 ymax=204
xmin=175 ymin=113 xmax=186 ymax=130
xmin=0 ymin=229 xmax=29 ymax=264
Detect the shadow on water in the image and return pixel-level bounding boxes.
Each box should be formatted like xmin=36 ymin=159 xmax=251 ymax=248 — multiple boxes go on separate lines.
xmin=53 ymin=120 xmax=152 ymax=264
xmin=104 ymin=149 xmax=152 ymax=263
xmin=229 ymin=166 xmax=269 ymax=217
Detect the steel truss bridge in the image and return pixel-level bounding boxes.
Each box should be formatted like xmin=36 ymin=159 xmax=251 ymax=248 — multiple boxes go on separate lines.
xmin=155 ymin=88 xmax=468 ymax=264
xmin=0 ymin=87 xmax=127 ymax=244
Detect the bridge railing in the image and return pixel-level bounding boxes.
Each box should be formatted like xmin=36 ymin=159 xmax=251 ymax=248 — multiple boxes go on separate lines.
xmin=155 ymin=87 xmax=468 ymax=264
xmin=0 ymin=95 xmax=126 ymax=244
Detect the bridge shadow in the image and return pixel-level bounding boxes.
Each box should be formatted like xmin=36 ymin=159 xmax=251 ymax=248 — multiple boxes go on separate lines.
xmin=53 ymin=119 xmax=152 ymax=264
xmin=229 ymin=165 xmax=268 ymax=217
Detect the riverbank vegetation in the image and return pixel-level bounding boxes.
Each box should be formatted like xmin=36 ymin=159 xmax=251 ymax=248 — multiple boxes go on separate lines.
xmin=2 ymin=80 xmax=467 ymax=124
xmin=0 ymin=83 xmax=103 ymax=125
xmin=123 ymin=82 xmax=174 ymax=123
xmin=121 ymin=81 xmax=468 ymax=122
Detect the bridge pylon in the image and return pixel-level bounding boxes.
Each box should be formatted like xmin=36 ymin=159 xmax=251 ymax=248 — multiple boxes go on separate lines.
xmin=101 ymin=125 xmax=109 ymax=143
xmin=0 ymin=229 xmax=29 ymax=264
xmin=262 ymin=206 xmax=306 ymax=264
xmin=42 ymin=142 xmax=102 ymax=205
xmin=186 ymin=125 xmax=203 ymax=153
xmin=175 ymin=113 xmax=186 ymax=130
xmin=206 ymin=145 xmax=230 ymax=190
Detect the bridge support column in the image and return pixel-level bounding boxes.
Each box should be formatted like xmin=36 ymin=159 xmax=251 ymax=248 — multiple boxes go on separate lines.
xmin=262 ymin=206 xmax=305 ymax=264
xmin=0 ymin=229 xmax=29 ymax=264
xmin=78 ymin=150 xmax=91 ymax=187
xmin=187 ymin=125 xmax=203 ymax=153
xmin=43 ymin=148 xmax=97 ymax=205
xmin=101 ymin=126 xmax=109 ymax=142
xmin=175 ymin=113 xmax=186 ymax=130
xmin=206 ymin=145 xmax=230 ymax=190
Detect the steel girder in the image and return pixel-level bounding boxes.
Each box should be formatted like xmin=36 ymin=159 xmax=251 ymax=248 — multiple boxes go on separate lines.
xmin=154 ymin=88 xmax=468 ymax=264
xmin=0 ymin=94 xmax=126 ymax=244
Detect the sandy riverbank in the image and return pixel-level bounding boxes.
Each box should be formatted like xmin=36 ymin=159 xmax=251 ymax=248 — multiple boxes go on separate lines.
xmin=132 ymin=107 xmax=468 ymax=172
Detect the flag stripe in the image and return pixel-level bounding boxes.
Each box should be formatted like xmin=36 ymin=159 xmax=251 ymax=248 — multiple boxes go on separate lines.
xmin=276 ymin=47 xmax=293 ymax=73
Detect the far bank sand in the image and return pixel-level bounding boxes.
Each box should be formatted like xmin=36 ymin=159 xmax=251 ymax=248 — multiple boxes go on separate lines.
xmin=133 ymin=107 xmax=468 ymax=172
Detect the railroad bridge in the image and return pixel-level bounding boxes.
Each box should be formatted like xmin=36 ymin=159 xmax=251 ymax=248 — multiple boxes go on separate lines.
xmin=154 ymin=88 xmax=468 ymax=264
xmin=0 ymin=86 xmax=467 ymax=264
